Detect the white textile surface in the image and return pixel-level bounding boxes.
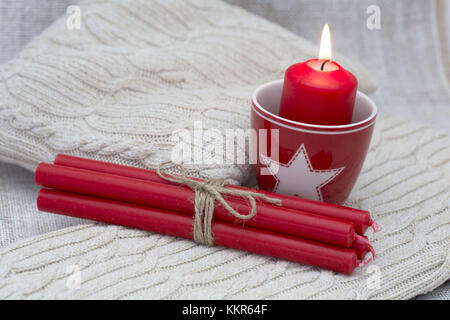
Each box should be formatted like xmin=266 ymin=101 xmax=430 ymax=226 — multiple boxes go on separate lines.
xmin=228 ymin=0 xmax=450 ymax=133
xmin=0 ymin=162 xmax=88 ymax=248
xmin=0 ymin=0 xmax=449 ymax=299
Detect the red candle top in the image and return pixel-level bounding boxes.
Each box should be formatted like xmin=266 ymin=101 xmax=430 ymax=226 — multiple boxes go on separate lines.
xmin=279 ymin=25 xmax=358 ymax=125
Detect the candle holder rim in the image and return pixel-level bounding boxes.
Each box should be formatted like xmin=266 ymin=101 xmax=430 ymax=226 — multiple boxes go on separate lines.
xmin=252 ymin=79 xmax=377 ymax=133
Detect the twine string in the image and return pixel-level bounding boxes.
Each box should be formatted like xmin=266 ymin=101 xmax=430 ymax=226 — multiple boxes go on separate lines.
xmin=156 ymin=161 xmax=282 ymax=246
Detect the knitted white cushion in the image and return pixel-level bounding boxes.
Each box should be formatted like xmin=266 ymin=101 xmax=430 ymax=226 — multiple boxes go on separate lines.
xmin=0 ymin=0 xmax=448 ymax=299
xmin=0 ymin=113 xmax=449 ymax=299
xmin=0 ymin=0 xmax=374 ymax=183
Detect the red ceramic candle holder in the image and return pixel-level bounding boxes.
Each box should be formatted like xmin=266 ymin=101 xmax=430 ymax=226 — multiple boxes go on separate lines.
xmin=251 ymin=80 xmax=377 ymax=204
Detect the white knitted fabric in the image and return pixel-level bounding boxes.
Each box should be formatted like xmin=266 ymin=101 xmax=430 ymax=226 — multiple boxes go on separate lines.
xmin=0 ymin=0 xmax=374 ymax=179
xmin=0 ymin=113 xmax=449 ymax=299
xmin=0 ymin=0 xmax=448 ymax=299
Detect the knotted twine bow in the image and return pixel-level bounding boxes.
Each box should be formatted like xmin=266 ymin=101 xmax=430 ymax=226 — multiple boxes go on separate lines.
xmin=156 ymin=161 xmax=282 ymax=246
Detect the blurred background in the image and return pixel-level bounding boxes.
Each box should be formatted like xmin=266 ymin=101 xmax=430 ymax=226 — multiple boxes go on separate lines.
xmin=2 ymin=0 xmax=449 ymax=130
xmin=0 ymin=0 xmax=449 ymax=298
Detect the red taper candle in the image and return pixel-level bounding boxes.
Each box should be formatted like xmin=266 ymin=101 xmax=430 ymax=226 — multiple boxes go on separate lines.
xmin=35 ymin=163 xmax=357 ymax=247
xmin=279 ymin=24 xmax=357 ymax=125
xmin=37 ymin=189 xmax=360 ymax=274
xmin=352 ymin=234 xmax=375 ymax=260
xmin=54 ymin=154 xmax=376 ymax=234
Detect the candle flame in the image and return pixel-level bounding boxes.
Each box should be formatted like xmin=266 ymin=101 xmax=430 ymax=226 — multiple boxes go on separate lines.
xmin=318 ymin=24 xmax=332 ymax=60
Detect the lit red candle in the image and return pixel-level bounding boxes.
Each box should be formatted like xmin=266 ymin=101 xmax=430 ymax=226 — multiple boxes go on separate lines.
xmin=279 ymin=24 xmax=358 ymax=125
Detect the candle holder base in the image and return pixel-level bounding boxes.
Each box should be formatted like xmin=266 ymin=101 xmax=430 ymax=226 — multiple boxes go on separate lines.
xmin=251 ymin=80 xmax=377 ymax=204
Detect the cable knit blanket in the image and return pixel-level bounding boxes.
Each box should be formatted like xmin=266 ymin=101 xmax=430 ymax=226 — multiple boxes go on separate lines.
xmin=0 ymin=0 xmax=448 ymax=299
xmin=0 ymin=0 xmax=374 ymax=178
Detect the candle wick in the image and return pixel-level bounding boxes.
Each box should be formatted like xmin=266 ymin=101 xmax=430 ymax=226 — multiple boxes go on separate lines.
xmin=320 ymin=59 xmax=330 ymax=71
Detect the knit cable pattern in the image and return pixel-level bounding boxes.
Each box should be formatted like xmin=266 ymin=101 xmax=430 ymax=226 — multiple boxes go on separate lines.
xmin=0 ymin=113 xmax=449 ymax=299
xmin=0 ymin=0 xmax=447 ymax=299
xmin=0 ymin=0 xmax=374 ymax=182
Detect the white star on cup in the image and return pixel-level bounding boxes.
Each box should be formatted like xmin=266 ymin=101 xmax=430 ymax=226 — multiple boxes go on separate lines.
xmin=261 ymin=144 xmax=344 ymax=201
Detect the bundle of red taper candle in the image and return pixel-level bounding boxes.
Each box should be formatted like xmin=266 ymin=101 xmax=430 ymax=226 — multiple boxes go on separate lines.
xmin=35 ymin=154 xmax=378 ymax=275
